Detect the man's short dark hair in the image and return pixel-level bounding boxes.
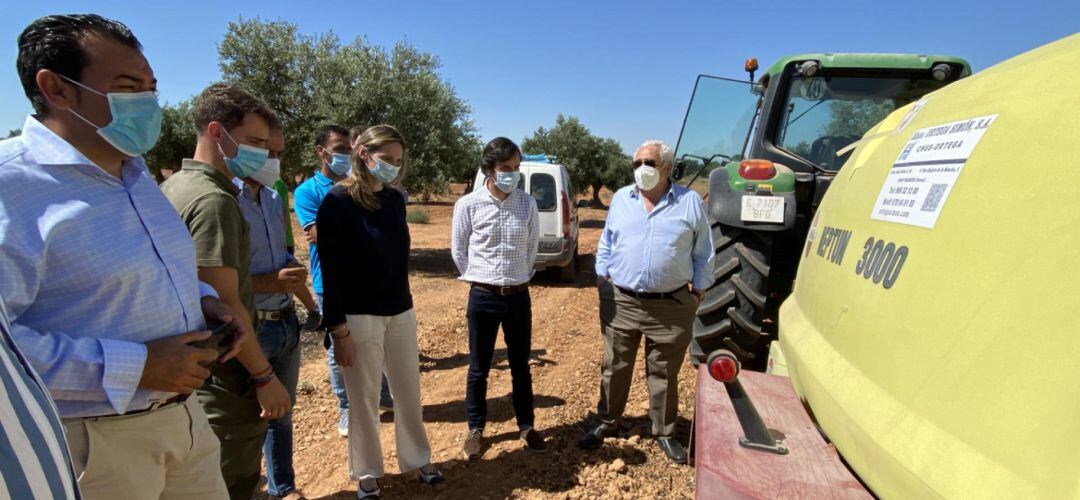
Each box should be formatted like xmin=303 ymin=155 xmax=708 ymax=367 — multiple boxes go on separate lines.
xmin=17 ymin=14 xmax=142 ymax=115
xmin=193 ymin=83 xmax=278 ymax=134
xmin=480 ymin=137 xmax=522 ymax=177
xmin=348 ymin=125 xmax=368 ymax=146
xmin=316 ymin=124 xmax=349 ymax=148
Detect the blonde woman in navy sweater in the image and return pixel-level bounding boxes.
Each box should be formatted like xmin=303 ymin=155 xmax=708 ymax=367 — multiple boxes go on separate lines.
xmin=316 ymin=125 xmax=442 ymax=498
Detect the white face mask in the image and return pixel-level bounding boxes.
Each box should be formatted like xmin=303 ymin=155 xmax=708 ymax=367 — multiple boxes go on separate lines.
xmin=634 ymin=165 xmax=661 ymax=191
xmin=250 ymin=158 xmax=281 ymax=187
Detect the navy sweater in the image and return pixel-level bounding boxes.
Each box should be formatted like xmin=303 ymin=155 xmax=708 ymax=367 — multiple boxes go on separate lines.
xmin=316 ymin=185 xmax=412 ymax=327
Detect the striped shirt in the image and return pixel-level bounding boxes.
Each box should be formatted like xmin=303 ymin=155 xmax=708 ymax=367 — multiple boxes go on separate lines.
xmin=0 ymin=116 xmax=210 ymax=418
xmin=0 ymin=297 xmax=80 ymax=500
xmin=451 ymin=185 xmax=539 ymax=286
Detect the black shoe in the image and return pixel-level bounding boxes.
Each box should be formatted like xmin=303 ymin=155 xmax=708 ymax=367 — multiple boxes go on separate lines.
xmin=657 ymin=437 xmax=687 ymax=464
xmin=577 ymin=423 xmax=618 ymax=450
xmin=521 ymin=427 xmax=548 ymax=454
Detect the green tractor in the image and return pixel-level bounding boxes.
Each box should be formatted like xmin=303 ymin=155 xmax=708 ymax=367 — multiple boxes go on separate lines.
xmin=675 ymin=54 xmax=971 ymax=370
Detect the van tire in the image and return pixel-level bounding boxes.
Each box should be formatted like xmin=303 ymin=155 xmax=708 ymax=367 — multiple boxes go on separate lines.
xmin=559 ymin=248 xmax=578 ymax=282
xmin=690 ymin=224 xmax=772 ymax=370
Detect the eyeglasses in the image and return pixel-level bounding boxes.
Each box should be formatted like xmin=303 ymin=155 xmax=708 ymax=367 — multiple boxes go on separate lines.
xmin=633 ymin=159 xmax=658 ymax=168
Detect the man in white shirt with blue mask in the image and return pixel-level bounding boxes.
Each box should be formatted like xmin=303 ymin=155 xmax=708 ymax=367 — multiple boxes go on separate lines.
xmin=452 ymin=137 xmax=545 ymax=460
xmin=580 ymin=139 xmax=715 ymax=464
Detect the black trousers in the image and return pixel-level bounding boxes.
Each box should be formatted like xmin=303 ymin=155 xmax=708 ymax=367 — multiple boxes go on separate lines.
xmin=465 ymin=286 xmax=534 ymax=431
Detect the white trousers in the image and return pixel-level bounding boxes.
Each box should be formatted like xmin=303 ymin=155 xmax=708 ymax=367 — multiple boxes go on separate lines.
xmin=341 ymin=309 xmax=431 ymax=480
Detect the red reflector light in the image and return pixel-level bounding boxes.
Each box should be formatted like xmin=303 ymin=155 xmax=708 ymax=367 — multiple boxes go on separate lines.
xmin=738 ymin=159 xmax=776 ymax=181
xmin=707 ymin=350 xmax=740 ymax=382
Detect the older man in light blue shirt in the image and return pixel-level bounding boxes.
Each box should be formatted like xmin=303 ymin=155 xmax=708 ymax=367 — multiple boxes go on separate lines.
xmin=581 ymin=139 xmax=714 ymax=464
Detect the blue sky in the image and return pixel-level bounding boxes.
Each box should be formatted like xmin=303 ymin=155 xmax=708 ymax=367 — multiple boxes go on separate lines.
xmin=1 ymin=0 xmax=1076 ymax=153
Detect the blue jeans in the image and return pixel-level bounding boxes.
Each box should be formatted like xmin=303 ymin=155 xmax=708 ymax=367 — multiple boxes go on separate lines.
xmin=258 ymin=313 xmax=301 ymax=497
xmin=318 ymin=293 xmax=350 ymax=410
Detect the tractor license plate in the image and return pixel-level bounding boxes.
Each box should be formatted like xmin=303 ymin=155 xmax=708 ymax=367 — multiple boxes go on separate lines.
xmin=741 ymin=196 xmax=785 ymax=223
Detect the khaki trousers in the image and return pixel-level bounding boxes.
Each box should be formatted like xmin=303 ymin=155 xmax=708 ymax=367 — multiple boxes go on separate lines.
xmin=63 ymin=398 xmax=228 ymax=500
xmin=596 ymin=282 xmax=695 ymax=437
xmin=340 ymin=309 xmax=432 ymax=481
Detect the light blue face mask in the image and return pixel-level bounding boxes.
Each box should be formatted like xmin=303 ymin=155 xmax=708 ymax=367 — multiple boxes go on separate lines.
xmin=493 ymin=171 xmax=521 ymax=193
xmin=327 ymin=152 xmax=351 ymax=176
xmin=369 ymin=158 xmax=401 ymax=184
xmin=219 ymin=130 xmax=269 ymax=178
xmin=60 ymin=75 xmax=163 ymax=157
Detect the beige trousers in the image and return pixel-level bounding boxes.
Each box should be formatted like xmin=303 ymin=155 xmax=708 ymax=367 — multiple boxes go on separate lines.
xmin=63 ymin=398 xmax=228 ymax=500
xmin=341 ymin=309 xmax=432 ymax=481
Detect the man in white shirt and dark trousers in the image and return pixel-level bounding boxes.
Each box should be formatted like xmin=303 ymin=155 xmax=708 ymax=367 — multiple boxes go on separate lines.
xmin=579 ymin=140 xmax=715 ymax=464
xmin=451 ymin=137 xmax=547 ymax=461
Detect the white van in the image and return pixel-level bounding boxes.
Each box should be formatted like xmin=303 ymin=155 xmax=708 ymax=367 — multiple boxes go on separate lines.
xmin=472 ymin=155 xmax=579 ymax=281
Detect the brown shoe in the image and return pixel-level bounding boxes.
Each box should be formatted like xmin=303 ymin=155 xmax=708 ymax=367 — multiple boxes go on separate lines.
xmin=462 ymin=428 xmax=483 ymax=461
xmin=521 ymin=427 xmax=548 ymax=454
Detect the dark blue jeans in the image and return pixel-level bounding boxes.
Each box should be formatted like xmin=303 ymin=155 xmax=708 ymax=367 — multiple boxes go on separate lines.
xmin=465 ymin=287 xmax=535 ymax=431
xmin=258 ymin=313 xmax=301 ymax=497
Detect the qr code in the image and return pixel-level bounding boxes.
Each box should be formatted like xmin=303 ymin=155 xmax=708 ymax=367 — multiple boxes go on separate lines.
xmin=921 ymin=183 xmax=948 ymax=212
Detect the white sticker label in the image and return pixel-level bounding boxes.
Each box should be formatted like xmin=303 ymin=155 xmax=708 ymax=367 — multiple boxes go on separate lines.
xmin=870 ymin=114 xmax=997 ymax=229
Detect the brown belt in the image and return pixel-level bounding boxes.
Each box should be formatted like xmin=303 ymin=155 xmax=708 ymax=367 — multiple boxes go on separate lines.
xmin=87 ymin=393 xmax=188 ymax=419
xmin=471 ymin=282 xmax=529 ymax=296
xmin=257 ymin=306 xmax=295 ymax=322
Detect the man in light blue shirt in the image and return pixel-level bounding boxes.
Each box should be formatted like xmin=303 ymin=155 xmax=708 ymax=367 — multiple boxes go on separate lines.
xmin=581 ymin=139 xmax=714 ymax=464
xmin=236 ymin=125 xmax=307 ymax=499
xmin=0 ymin=14 xmax=247 ymax=498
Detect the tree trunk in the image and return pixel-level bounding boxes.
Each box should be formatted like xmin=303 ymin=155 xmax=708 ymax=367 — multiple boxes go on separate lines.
xmin=590 ymin=182 xmax=605 ymax=208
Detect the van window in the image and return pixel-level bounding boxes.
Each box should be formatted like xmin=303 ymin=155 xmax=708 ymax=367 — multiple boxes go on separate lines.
xmin=530 ymin=173 xmax=557 ymax=211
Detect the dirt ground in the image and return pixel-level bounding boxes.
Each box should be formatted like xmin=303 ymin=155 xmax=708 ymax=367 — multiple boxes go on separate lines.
xmin=268 ymin=185 xmax=697 ymax=500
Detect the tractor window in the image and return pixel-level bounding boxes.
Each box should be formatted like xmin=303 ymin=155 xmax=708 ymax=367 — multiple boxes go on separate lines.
xmin=775 ymin=76 xmax=950 ymax=171
xmin=530 ymin=173 xmax=557 ymax=211
xmin=673 ymin=75 xmax=758 ymax=196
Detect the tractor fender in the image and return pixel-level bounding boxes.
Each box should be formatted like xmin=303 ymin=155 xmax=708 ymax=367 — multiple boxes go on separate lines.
xmin=707 ymin=166 xmax=796 ymax=232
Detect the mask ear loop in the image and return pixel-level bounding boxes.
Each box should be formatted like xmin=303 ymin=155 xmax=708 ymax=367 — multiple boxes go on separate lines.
xmin=57 ymin=74 xmax=109 ymax=130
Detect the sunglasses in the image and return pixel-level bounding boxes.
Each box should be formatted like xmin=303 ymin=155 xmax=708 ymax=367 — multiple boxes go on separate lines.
xmin=633 ymin=159 xmax=658 ymax=168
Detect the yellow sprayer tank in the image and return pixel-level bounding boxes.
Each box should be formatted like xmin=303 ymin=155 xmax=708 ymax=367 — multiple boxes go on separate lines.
xmin=779 ymin=34 xmax=1080 ymax=498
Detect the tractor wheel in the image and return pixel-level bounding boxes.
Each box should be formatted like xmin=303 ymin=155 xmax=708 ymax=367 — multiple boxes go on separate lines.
xmin=690 ymin=224 xmax=773 ymax=371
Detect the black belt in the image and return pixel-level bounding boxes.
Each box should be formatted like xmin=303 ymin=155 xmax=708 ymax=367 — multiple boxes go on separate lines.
xmin=615 ymin=284 xmax=688 ymax=300
xmin=471 ymin=282 xmax=529 ymax=296
xmin=86 ymin=393 xmax=189 ymax=419
xmin=257 ymin=305 xmax=295 ymax=322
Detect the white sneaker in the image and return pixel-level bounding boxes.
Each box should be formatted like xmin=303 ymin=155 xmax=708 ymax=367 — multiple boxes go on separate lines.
xmin=338 ymin=409 xmax=349 ymax=438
